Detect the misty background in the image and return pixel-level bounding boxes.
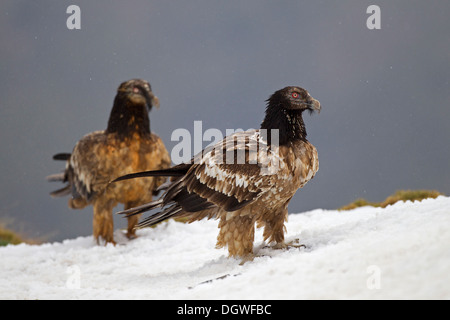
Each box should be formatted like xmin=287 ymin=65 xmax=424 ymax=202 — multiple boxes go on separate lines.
xmin=1 ymin=1 xmax=449 ymax=242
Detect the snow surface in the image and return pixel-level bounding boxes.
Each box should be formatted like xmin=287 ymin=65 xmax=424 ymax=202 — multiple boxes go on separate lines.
xmin=1 ymin=196 xmax=449 ymax=300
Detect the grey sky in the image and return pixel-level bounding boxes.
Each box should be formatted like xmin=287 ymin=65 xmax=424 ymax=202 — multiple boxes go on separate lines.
xmin=1 ymin=1 xmax=449 ymax=241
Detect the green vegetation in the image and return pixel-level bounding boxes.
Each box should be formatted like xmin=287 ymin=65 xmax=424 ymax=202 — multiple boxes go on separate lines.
xmin=0 ymin=226 xmax=23 ymax=246
xmin=339 ymin=189 xmax=444 ymax=211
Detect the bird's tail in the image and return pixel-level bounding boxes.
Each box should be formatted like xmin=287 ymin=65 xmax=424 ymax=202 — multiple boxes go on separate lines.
xmin=46 ymin=172 xmax=65 ymax=182
xmin=47 ymin=152 xmax=71 ymax=197
xmin=137 ymin=205 xmax=183 ymax=228
xmin=53 ymin=153 xmax=71 ymax=161
xmin=49 ymin=185 xmax=71 ymax=197
xmin=111 ymin=164 xmax=191 ymax=183
xmin=46 ymin=172 xmax=71 ymax=197
xmin=116 ymin=199 xmax=182 ymax=229
xmin=117 ymin=199 xmax=164 ymax=217
xmin=114 ymin=164 xmax=192 ymax=228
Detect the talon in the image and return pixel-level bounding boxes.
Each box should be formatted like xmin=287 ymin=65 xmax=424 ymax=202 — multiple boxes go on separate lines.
xmin=126 ymin=232 xmax=138 ymax=240
xmin=271 ymin=239 xmax=305 ymax=250
xmin=286 ymin=238 xmax=305 ymax=249
xmin=239 ymin=254 xmax=255 ymax=265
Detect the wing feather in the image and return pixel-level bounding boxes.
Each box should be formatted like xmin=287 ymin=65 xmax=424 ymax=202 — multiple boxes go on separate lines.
xmin=68 ymin=131 xmax=108 ymax=200
xmin=168 ymin=130 xmax=272 ymax=213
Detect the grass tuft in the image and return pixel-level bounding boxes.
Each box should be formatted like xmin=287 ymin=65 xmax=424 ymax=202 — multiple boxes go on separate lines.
xmin=0 ymin=226 xmax=23 ymax=246
xmin=339 ymin=189 xmax=444 ymax=211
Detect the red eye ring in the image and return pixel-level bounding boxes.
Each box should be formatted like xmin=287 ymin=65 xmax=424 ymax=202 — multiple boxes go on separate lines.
xmin=292 ymin=92 xmax=299 ymax=98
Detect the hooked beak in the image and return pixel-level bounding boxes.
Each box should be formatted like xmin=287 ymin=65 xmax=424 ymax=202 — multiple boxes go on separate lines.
xmin=143 ymin=91 xmax=159 ymax=110
xmin=149 ymin=93 xmax=160 ymax=109
xmin=307 ymin=98 xmax=321 ymax=114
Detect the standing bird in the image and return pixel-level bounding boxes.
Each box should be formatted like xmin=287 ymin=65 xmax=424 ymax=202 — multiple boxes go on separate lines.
xmin=48 ymin=79 xmax=171 ymax=245
xmin=115 ymin=86 xmax=320 ymax=260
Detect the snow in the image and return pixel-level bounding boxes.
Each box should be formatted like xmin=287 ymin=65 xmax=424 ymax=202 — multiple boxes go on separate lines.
xmin=1 ymin=196 xmax=449 ymax=300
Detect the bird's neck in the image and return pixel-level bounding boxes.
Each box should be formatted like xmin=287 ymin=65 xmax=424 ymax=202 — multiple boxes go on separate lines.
xmin=260 ymin=106 xmax=307 ymax=146
xmin=105 ymin=95 xmax=151 ymax=138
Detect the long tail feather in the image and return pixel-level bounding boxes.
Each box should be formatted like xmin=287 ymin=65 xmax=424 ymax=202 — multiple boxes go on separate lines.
xmin=50 ymin=185 xmax=71 ymax=197
xmin=155 ymin=180 xmax=172 ymax=193
xmin=111 ymin=164 xmax=191 ymax=183
xmin=116 ymin=199 xmax=164 ymax=217
xmin=136 ymin=205 xmax=183 ymax=228
xmin=46 ymin=173 xmax=65 ymax=182
xmin=53 ymin=153 xmax=71 ymax=161
xmin=112 ymin=170 xmax=168 ymax=183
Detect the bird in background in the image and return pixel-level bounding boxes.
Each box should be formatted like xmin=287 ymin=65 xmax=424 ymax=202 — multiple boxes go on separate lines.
xmin=115 ymin=86 xmax=320 ymax=261
xmin=48 ymin=79 xmax=171 ymax=245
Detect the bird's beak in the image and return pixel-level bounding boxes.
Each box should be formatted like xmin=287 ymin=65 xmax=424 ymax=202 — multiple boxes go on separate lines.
xmin=308 ymin=98 xmax=321 ymax=114
xmin=151 ymin=94 xmax=160 ymax=109
xmin=145 ymin=92 xmax=160 ymax=110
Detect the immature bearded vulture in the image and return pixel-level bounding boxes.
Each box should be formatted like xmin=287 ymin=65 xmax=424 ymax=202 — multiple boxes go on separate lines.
xmin=48 ymin=79 xmax=171 ymax=244
xmin=115 ymin=86 xmax=320 ymax=259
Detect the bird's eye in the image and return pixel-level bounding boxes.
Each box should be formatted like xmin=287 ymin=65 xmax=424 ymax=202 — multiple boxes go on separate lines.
xmin=292 ymin=92 xmax=299 ymax=99
xmin=133 ymin=87 xmax=140 ymax=94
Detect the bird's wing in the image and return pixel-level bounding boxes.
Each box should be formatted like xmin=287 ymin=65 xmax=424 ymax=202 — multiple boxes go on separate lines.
xmin=178 ymin=130 xmax=277 ymax=212
xmin=68 ymin=131 xmax=111 ymax=201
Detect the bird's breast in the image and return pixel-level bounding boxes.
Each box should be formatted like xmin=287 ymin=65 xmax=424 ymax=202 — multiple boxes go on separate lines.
xmin=272 ymin=141 xmax=318 ymax=194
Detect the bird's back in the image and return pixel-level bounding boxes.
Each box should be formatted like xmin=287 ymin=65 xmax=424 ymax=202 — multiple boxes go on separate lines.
xmin=66 ymin=130 xmax=170 ymax=206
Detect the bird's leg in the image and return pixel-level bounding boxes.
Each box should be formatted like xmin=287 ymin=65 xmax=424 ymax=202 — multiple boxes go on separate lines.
xmin=260 ymin=210 xmax=296 ymax=249
xmin=93 ymin=199 xmax=116 ymax=245
xmin=261 ymin=212 xmax=305 ymax=250
xmin=124 ymin=202 xmax=142 ymax=239
xmin=239 ymin=253 xmax=256 ymax=266
xmin=217 ymin=215 xmax=256 ymax=261
xmin=126 ymin=213 xmax=141 ymax=239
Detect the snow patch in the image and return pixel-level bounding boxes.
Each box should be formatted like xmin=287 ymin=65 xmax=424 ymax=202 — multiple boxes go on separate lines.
xmin=1 ymin=197 xmax=449 ymax=299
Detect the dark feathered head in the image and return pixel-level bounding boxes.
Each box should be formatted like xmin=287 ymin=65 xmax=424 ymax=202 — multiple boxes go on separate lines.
xmin=266 ymin=86 xmax=321 ymax=114
xmin=116 ymin=79 xmax=160 ymax=110
xmin=106 ymin=79 xmax=159 ymax=137
xmin=261 ymin=86 xmax=321 ymax=144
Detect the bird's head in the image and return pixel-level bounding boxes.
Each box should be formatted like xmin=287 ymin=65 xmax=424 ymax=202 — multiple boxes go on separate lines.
xmin=117 ymin=79 xmax=160 ymax=110
xmin=266 ymin=86 xmax=321 ymax=114
xmin=261 ymin=86 xmax=321 ymax=143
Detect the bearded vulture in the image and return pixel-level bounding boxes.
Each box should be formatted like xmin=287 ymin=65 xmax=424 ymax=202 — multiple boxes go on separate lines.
xmin=48 ymin=79 xmax=171 ymax=245
xmin=115 ymin=86 xmax=320 ymax=259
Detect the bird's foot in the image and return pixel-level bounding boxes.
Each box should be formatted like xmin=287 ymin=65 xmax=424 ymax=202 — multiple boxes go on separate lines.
xmin=239 ymin=253 xmax=256 ymax=265
xmin=236 ymin=240 xmax=305 ymax=264
xmin=95 ymin=237 xmax=117 ymax=246
xmin=126 ymin=232 xmax=139 ymax=240
xmin=269 ymin=239 xmax=306 ymax=250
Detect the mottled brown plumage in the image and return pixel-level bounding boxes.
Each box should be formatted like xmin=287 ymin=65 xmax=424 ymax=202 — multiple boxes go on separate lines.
xmin=48 ymin=79 xmax=171 ymax=244
xmin=116 ymin=86 xmax=320 ymax=259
